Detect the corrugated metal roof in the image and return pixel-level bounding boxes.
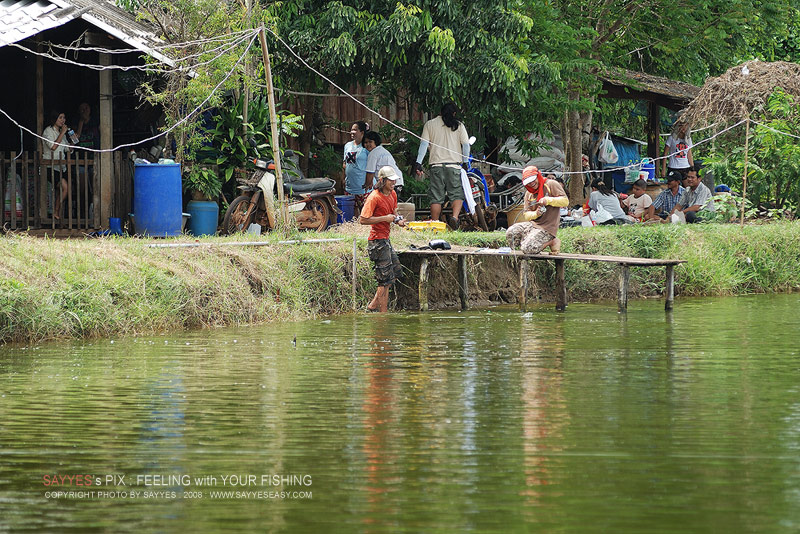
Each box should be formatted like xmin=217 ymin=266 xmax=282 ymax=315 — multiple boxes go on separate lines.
xmin=0 ymin=0 xmax=77 ymax=47
xmin=0 ymin=0 xmax=170 ymax=64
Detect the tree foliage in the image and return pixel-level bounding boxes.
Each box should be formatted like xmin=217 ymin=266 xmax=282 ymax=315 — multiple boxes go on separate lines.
xmin=708 ymin=89 xmax=800 ymax=215
xmin=122 ymin=0 xmax=800 ymax=200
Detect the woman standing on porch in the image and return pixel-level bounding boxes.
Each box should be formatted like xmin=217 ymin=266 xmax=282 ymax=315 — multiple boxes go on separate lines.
xmin=42 ymin=111 xmax=71 ymax=220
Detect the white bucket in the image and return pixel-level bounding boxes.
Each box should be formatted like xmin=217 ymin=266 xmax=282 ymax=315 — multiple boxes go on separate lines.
xmin=247 ymin=223 xmax=262 ymax=235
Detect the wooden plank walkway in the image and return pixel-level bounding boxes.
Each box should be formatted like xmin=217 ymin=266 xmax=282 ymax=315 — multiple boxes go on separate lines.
xmin=399 ymin=247 xmax=686 ymax=313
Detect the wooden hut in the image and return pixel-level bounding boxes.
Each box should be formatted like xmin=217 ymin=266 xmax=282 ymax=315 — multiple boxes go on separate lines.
xmin=0 ymin=0 xmax=168 ymax=234
xmin=598 ymin=67 xmax=701 ymax=159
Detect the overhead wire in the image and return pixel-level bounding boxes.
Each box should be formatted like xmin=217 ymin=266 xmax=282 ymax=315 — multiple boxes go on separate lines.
xmin=5 ymin=26 xmax=799 ymax=167
xmin=8 ymin=29 xmax=258 ymax=74
xmin=0 ymin=32 xmax=258 ymax=154
xmin=262 ymin=25 xmax=757 ymax=176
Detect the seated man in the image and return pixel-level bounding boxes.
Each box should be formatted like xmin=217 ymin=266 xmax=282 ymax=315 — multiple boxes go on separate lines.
xmin=670 ymin=167 xmax=714 ymax=223
xmin=646 ymin=171 xmax=685 ymax=221
xmin=623 ymin=179 xmax=652 ymax=222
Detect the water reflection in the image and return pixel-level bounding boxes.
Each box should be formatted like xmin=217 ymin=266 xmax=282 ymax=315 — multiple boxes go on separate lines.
xmin=2 ymin=295 xmax=800 ymax=532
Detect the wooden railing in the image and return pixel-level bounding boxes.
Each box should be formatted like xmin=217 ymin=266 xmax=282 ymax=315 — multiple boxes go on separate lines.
xmin=0 ymin=151 xmax=137 ymax=232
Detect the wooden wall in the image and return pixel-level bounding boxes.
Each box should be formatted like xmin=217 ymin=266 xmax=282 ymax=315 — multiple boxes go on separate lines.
xmin=285 ymin=86 xmax=427 ymax=147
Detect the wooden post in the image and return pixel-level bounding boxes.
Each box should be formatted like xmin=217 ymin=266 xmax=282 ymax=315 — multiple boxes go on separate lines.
xmin=36 ymin=43 xmax=45 ymax=224
xmin=9 ymin=152 xmax=17 ymax=228
xmin=618 ymin=264 xmax=630 ymax=312
xmin=99 ymin=53 xmax=113 ymax=229
xmin=646 ymin=102 xmax=661 ymax=160
xmin=740 ymin=117 xmax=750 ymax=227
xmin=0 ymin=153 xmax=5 ymax=228
xmin=518 ymin=259 xmax=529 ymax=311
xmin=419 ymin=257 xmax=429 ymax=311
xmin=665 ymin=264 xmax=675 ymax=311
xmin=66 ymin=155 xmax=72 ymax=228
xmin=258 ymin=26 xmax=288 ymax=225
xmin=458 ymin=255 xmax=468 ymax=310
xmin=22 ymin=152 xmax=29 ymax=225
xmin=352 ymin=237 xmax=357 ymax=310
xmin=555 ymin=258 xmax=567 ymax=311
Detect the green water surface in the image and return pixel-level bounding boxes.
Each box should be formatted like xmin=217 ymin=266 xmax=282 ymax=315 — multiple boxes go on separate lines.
xmin=1 ymin=295 xmax=800 ymax=533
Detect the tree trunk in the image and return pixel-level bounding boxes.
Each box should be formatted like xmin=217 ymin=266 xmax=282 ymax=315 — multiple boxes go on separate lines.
xmin=566 ymin=91 xmax=584 ymax=206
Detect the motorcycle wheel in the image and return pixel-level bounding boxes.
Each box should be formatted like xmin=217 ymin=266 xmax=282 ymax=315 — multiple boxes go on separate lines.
xmin=305 ymin=198 xmax=330 ymax=232
xmin=484 ymin=204 xmax=498 ymax=231
xmin=473 ymin=198 xmax=489 ymax=232
xmin=222 ymin=195 xmax=253 ymax=235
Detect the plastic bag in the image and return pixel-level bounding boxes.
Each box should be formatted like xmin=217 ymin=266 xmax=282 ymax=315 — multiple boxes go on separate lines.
xmin=598 ymin=132 xmax=619 ymax=164
xmin=593 ymin=205 xmax=613 ymax=224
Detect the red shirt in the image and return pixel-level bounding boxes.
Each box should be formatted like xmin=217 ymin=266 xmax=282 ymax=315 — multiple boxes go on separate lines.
xmin=361 ymin=189 xmax=397 ymax=240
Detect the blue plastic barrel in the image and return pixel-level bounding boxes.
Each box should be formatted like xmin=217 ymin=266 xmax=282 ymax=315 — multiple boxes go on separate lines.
xmin=186 ymin=200 xmax=219 ymax=236
xmin=133 ymin=163 xmax=182 ymax=237
xmin=641 ymin=158 xmax=655 ymax=181
xmin=335 ymin=195 xmax=355 ymax=224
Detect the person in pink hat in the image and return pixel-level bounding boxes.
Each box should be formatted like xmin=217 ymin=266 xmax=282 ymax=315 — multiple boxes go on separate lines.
xmin=506 ymin=166 xmax=569 ymax=255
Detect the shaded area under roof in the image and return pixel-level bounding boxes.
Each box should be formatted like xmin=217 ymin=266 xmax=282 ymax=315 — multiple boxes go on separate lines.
xmin=599 ymin=67 xmax=701 ymax=111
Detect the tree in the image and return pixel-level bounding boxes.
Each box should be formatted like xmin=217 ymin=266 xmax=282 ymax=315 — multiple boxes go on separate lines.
xmin=263 ymin=0 xmax=572 ymax=166
xmin=548 ymin=0 xmax=800 ymax=202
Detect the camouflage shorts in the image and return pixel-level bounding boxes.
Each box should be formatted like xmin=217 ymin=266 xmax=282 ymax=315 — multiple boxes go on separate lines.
xmin=367 ymin=239 xmax=403 ymax=287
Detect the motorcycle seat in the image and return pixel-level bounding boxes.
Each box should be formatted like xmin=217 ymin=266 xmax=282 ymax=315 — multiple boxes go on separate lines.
xmin=284 ymin=178 xmax=335 ymax=194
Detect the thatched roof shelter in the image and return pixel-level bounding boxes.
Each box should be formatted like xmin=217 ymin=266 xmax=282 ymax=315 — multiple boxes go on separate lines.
xmin=681 ymin=60 xmax=800 ymax=127
xmin=599 ymin=67 xmax=700 ymax=111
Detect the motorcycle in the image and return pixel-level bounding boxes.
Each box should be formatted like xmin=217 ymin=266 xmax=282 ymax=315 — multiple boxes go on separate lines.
xmin=452 ymin=137 xmax=494 ymax=231
xmin=222 ymin=150 xmax=339 ymax=234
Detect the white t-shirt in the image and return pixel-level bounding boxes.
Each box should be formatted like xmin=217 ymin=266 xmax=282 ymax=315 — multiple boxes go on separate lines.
xmin=665 ymin=134 xmax=692 ymax=169
xmin=365 ymin=145 xmax=404 ymax=187
xmin=421 ymin=116 xmax=469 ymax=167
xmin=42 ymin=125 xmax=69 ymax=171
xmin=624 ymin=193 xmax=653 ymax=219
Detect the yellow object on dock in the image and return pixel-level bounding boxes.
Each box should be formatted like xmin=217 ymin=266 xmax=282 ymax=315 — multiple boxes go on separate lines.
xmin=407 ymin=220 xmax=447 ymax=233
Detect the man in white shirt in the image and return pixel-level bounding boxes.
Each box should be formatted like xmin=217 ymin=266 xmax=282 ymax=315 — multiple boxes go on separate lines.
xmin=363 ymin=131 xmax=404 ymax=196
xmin=414 ymin=103 xmax=470 ymax=230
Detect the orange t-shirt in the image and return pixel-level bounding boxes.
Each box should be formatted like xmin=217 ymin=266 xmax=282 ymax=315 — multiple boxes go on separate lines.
xmin=361 ymin=189 xmax=397 ymax=240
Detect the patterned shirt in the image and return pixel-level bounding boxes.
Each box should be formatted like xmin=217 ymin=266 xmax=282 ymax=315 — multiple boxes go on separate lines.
xmin=652 ymin=185 xmax=685 ymax=214
xmin=678 ymin=182 xmax=715 ymax=212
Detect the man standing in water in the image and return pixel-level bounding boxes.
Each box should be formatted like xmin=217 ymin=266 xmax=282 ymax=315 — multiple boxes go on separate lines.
xmin=360 ymin=166 xmax=407 ymax=312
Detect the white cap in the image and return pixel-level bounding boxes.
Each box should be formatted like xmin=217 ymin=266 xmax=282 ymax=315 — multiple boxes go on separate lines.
xmin=522 ymin=176 xmax=536 ymax=186
xmin=377 ymin=166 xmax=398 ymax=181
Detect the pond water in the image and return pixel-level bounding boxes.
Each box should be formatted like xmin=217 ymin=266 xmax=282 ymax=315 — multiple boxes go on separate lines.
xmin=2 ymin=294 xmax=800 ymax=533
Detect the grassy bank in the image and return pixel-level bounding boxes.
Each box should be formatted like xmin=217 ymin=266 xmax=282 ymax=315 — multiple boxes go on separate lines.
xmin=1 ymin=221 xmax=799 ymax=343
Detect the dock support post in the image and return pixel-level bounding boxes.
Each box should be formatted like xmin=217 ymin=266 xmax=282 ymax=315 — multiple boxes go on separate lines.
xmin=618 ymin=264 xmax=630 ymax=312
xmin=555 ymin=259 xmax=567 ymax=311
xmin=419 ymin=258 xmax=429 ymax=311
xmin=665 ymin=265 xmax=675 ymax=311
xmin=458 ymin=255 xmax=468 ymax=310
xmin=519 ymin=260 xmax=529 ymax=311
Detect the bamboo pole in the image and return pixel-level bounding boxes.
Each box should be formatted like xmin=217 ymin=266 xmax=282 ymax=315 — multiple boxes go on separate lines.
xmin=258 ymin=26 xmax=288 ymax=225
xmin=352 ymin=237 xmax=357 ymax=310
xmin=740 ymin=117 xmax=750 ymax=227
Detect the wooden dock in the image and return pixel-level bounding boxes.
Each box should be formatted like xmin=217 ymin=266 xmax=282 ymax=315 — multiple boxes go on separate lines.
xmin=399 ymin=247 xmax=686 ymax=313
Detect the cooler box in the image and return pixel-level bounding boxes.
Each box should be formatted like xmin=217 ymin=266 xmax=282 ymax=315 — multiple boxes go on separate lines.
xmin=407 ymin=220 xmax=447 ymax=233
xmin=397 ymin=202 xmax=415 ymax=221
